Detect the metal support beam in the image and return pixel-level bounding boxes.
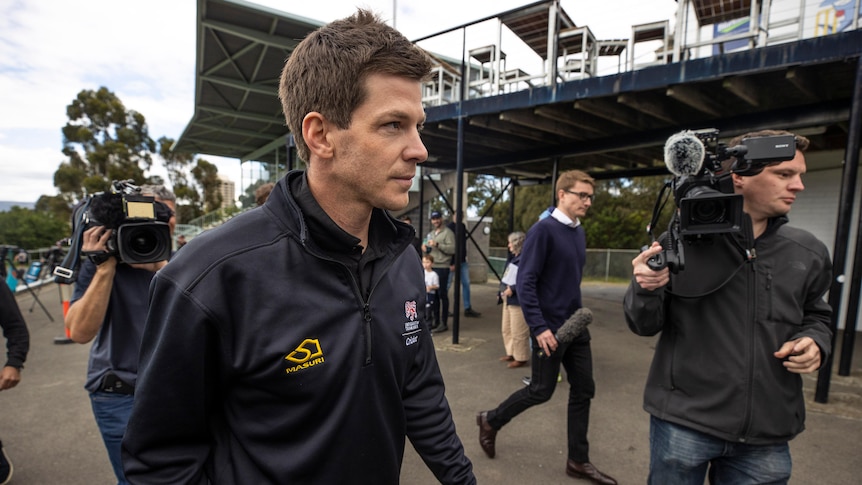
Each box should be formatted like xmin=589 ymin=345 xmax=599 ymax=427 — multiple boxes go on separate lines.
xmin=816 ymin=56 xmax=862 ymax=402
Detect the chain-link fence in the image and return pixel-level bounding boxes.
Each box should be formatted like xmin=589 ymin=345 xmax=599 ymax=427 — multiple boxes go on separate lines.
xmin=488 ymin=247 xmax=638 ymax=282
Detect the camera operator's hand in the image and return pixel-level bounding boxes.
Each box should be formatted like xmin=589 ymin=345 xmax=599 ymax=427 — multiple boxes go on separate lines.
xmin=632 ymin=242 xmax=670 ymax=291
xmin=774 ymin=337 xmax=821 ymax=374
xmin=82 ymin=226 xmax=113 ymax=254
xmin=66 ymin=226 xmax=118 ymax=343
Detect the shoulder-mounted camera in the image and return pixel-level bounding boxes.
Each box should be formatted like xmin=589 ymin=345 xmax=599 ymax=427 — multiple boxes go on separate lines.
xmin=53 ymin=180 xmax=172 ymax=284
xmin=646 ymin=128 xmax=796 ymax=273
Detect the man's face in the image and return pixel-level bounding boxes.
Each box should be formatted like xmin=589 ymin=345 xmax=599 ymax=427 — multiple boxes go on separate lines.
xmin=734 ymin=150 xmax=806 ymax=221
xmin=431 ymin=216 xmax=443 ymax=228
xmin=326 ymin=73 xmax=428 ymax=212
xmin=556 ymin=180 xmax=594 ymax=222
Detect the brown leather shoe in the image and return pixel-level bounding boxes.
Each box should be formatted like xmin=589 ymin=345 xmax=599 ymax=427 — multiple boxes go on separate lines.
xmin=499 ymin=355 xmax=514 ymax=362
xmin=507 ymin=360 xmax=528 ymax=368
xmin=565 ymin=460 xmax=617 ymax=485
xmin=476 ymin=412 xmax=497 ymax=458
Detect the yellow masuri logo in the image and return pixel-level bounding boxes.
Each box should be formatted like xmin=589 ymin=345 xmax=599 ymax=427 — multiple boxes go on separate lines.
xmin=285 ymin=339 xmax=323 ymax=363
xmin=284 ymin=339 xmax=325 ymax=374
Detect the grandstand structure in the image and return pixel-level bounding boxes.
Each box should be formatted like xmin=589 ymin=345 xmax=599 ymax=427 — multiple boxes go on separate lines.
xmin=174 ymin=0 xmax=862 ymax=399
xmin=175 ymin=0 xmax=860 ymax=185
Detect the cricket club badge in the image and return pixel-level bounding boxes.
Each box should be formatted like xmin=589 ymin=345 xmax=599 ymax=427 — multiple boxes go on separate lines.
xmin=405 ymin=300 xmax=418 ymax=321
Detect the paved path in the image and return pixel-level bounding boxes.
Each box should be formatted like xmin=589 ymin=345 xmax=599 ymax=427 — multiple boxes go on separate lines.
xmin=2 ymin=280 xmax=860 ymax=484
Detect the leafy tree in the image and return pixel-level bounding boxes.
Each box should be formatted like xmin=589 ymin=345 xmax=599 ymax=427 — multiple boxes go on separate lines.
xmin=191 ymin=158 xmax=223 ymax=213
xmin=158 ymin=137 xmax=199 ymax=222
xmin=35 ymin=194 xmax=74 ymax=229
xmin=586 ymin=176 xmax=674 ymax=249
xmin=0 ymin=207 xmax=69 ymax=250
xmin=486 ymin=182 xmax=553 ymax=246
xmin=480 ymin=175 xmax=674 ymax=249
xmin=54 ymin=87 xmax=157 ymax=202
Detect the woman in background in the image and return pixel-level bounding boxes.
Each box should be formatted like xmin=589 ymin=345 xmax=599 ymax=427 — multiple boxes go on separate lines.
xmin=499 ymin=232 xmax=529 ymax=368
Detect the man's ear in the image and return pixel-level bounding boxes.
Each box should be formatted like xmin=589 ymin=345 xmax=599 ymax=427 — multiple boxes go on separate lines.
xmin=732 ymin=172 xmax=745 ymax=189
xmin=302 ymin=112 xmax=333 ymax=159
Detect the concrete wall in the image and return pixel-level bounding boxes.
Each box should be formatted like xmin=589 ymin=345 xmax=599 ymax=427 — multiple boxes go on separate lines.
xmin=466 ymin=217 xmax=492 ymax=283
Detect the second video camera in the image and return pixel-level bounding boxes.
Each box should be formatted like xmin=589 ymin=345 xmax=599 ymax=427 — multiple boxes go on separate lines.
xmin=54 ymin=180 xmax=172 ymax=284
xmin=647 ymin=128 xmax=796 ymax=272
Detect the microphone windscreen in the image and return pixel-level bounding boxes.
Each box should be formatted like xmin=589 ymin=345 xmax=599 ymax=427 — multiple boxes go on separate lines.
xmin=556 ymin=307 xmax=592 ymax=344
xmin=664 ymin=131 xmax=705 ymax=176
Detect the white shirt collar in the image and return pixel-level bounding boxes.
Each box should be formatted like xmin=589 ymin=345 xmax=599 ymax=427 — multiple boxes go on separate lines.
xmin=551 ymin=208 xmax=580 ymax=228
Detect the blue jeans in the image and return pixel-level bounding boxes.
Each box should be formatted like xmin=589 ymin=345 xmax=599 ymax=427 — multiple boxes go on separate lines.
xmin=447 ymin=261 xmax=472 ymax=310
xmin=90 ymin=391 xmax=134 ymax=485
xmin=649 ymin=416 xmax=791 ymax=485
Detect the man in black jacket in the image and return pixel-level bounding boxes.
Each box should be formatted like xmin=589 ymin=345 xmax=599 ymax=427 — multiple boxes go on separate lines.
xmin=122 ymin=9 xmax=474 ymax=485
xmin=624 ymin=130 xmax=832 ymax=484
xmin=0 ymin=278 xmax=29 ymax=484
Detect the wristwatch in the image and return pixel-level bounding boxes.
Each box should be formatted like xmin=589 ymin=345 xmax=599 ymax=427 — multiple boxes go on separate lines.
xmin=88 ymin=253 xmax=112 ymax=266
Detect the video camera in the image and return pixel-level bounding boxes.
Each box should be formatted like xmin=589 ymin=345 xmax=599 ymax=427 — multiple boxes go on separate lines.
xmin=646 ymin=128 xmax=796 ymax=272
xmin=53 ymin=180 xmax=172 ymax=284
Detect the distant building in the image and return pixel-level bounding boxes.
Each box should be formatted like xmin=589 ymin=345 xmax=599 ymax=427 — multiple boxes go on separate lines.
xmin=218 ymin=176 xmax=236 ymax=209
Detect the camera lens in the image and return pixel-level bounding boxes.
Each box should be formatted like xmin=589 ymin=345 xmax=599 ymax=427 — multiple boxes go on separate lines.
xmin=690 ymin=199 xmax=726 ymax=224
xmin=126 ymin=227 xmax=160 ymax=257
xmin=116 ymin=222 xmax=171 ymax=263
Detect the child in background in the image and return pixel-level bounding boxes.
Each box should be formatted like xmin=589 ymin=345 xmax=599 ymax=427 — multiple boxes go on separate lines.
xmin=422 ymin=254 xmax=440 ymax=326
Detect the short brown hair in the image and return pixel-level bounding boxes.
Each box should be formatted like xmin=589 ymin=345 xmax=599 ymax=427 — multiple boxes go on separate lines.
xmin=255 ymin=182 xmax=274 ymax=206
xmin=279 ymin=9 xmax=433 ymax=162
xmin=556 ymin=170 xmax=595 ymax=194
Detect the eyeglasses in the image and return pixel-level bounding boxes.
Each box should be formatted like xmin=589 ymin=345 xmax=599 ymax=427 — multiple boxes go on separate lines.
xmin=562 ymin=189 xmax=595 ymax=202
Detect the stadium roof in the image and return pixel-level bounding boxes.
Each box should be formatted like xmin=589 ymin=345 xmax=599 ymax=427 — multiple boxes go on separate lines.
xmin=176 ymin=0 xmax=862 ymax=182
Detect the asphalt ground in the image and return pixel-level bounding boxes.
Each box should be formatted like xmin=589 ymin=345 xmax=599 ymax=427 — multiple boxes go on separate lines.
xmin=2 ymin=280 xmax=860 ymax=484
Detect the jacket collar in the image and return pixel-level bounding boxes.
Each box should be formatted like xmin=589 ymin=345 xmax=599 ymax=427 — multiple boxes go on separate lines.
xmin=268 ymin=170 xmax=410 ymax=257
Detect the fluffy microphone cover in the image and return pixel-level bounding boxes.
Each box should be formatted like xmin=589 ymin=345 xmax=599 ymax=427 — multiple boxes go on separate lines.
xmin=664 ymin=131 xmax=705 ymax=176
xmin=556 ymin=307 xmax=592 ymax=343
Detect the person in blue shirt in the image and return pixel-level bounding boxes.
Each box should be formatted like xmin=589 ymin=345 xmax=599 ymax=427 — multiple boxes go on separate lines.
xmin=477 ymin=170 xmax=617 ymax=485
xmin=65 ymin=185 xmax=175 ymax=485
xmin=447 ymin=211 xmax=481 ymax=318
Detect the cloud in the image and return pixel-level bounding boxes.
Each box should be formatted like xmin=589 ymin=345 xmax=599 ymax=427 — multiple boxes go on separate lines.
xmin=0 ymin=143 xmax=62 ymax=201
xmin=0 ymin=0 xmax=197 ymax=202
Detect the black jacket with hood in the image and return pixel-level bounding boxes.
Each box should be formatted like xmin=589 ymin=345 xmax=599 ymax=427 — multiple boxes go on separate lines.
xmin=624 ymin=216 xmax=832 ymax=445
xmin=122 ymin=171 xmax=474 ymax=484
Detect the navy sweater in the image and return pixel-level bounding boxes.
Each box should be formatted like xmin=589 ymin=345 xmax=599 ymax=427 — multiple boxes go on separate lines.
xmin=516 ymin=217 xmax=587 ymax=338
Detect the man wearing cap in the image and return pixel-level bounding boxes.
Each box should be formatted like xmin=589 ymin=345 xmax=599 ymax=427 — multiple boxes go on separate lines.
xmin=422 ymin=212 xmax=455 ymax=332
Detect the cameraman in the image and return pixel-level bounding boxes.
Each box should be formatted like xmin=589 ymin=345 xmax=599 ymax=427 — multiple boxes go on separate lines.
xmin=64 ymin=184 xmax=175 ymax=485
xmin=624 ymin=130 xmax=832 ymax=484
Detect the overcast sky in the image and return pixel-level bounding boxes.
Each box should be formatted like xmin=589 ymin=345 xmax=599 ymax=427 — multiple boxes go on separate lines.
xmin=0 ymin=0 xmax=678 ymax=204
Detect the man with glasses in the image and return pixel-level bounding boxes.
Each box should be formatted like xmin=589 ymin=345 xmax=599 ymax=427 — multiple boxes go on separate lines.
xmin=477 ymin=170 xmax=617 ymax=485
